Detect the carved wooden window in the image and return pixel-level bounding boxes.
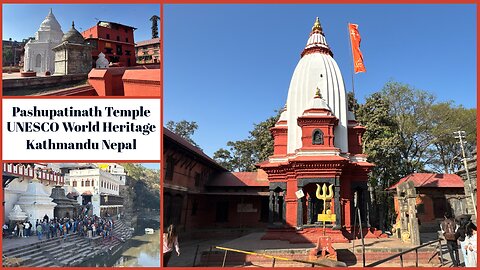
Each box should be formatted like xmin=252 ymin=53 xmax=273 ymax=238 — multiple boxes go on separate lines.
xmin=312 ymin=129 xmax=324 ymax=145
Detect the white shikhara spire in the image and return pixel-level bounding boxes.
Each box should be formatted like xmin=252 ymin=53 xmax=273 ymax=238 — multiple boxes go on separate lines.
xmin=285 ymin=17 xmax=348 ymax=154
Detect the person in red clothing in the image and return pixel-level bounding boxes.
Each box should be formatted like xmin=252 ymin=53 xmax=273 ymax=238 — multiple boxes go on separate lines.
xmin=163 ymin=224 xmax=180 ymax=266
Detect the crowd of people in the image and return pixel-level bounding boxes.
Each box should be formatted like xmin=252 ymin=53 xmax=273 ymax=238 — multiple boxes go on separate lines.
xmin=3 ymin=214 xmax=116 ymax=242
xmin=441 ymin=212 xmax=477 ymax=267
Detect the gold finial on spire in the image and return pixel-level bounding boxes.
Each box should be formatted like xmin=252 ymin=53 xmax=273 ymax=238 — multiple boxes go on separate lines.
xmin=315 ymin=87 xmax=322 ymax=98
xmin=312 ymin=17 xmax=322 ymax=32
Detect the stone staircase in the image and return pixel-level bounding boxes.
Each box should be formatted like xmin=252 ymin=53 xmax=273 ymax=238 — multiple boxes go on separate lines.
xmin=2 ymin=220 xmax=133 ymax=267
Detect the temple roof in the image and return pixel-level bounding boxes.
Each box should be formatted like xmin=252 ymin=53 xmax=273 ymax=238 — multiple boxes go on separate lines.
xmin=302 ymin=17 xmax=332 ymax=57
xmin=207 ymin=170 xmax=269 ymax=187
xmin=285 ymin=17 xmax=348 ymax=153
xmin=62 ymin=21 xmax=85 ymax=44
xmin=136 ymin=38 xmax=160 ymax=47
xmin=388 ymin=173 xmax=465 ymax=190
xmin=38 ymin=8 xmax=62 ymax=33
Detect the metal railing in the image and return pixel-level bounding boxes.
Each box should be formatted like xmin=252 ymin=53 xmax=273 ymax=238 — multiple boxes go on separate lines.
xmin=214 ymin=246 xmax=337 ymax=267
xmin=365 ymin=239 xmax=444 ymax=267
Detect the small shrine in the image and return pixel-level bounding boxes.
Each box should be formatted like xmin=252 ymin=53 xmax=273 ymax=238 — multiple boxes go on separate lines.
xmin=8 ymin=205 xmax=28 ymax=222
xmin=53 ymin=21 xmax=93 ymax=75
xmin=16 ymin=177 xmax=57 ymax=223
xmin=50 ymin=186 xmax=80 ymax=219
xmin=96 ymin=52 xmax=109 ymax=68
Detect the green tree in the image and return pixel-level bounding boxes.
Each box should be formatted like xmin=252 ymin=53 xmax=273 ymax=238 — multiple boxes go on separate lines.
xmin=123 ymin=163 xmax=160 ymax=210
xmin=2 ymin=47 xmax=13 ymax=66
xmin=166 ymin=120 xmax=200 ymax=148
xmin=213 ymin=112 xmax=280 ymax=172
xmin=380 ymin=81 xmax=437 ymax=174
xmin=150 ymin=15 xmax=160 ymax=39
xmin=356 ymin=92 xmax=403 ymax=230
xmin=428 ymin=104 xmax=476 ymax=173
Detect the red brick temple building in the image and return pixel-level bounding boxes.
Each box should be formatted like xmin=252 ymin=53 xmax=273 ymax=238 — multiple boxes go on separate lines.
xmin=82 ymin=21 xmax=136 ymax=67
xmin=257 ymin=18 xmax=374 ymax=243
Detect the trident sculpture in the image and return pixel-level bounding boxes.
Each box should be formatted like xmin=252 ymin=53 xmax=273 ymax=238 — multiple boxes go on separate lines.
xmin=316 ymin=183 xmax=336 ymax=228
xmin=316 ymin=183 xmax=334 ymax=214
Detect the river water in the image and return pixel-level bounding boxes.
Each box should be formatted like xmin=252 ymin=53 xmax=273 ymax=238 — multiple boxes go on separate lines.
xmin=80 ymin=219 xmax=160 ymax=267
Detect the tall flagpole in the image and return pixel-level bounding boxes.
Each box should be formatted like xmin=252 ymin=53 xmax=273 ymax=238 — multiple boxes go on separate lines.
xmin=347 ymin=23 xmax=356 ymax=111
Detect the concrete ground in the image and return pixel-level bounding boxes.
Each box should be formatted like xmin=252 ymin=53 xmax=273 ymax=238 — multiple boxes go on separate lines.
xmin=167 ymin=231 xmax=466 ymax=267
xmin=2 ymin=72 xmax=50 ymax=79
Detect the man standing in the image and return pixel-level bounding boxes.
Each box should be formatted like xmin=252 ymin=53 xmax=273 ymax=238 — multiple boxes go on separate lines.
xmin=441 ymin=212 xmax=460 ymax=267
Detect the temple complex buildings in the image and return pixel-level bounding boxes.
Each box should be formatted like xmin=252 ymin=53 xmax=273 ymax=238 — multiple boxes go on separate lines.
xmin=164 ymin=18 xmax=380 ymax=244
xmin=2 ymin=163 xmax=127 ymax=226
xmin=135 ymin=38 xmax=160 ymax=64
xmin=82 ymin=21 xmax=137 ymax=67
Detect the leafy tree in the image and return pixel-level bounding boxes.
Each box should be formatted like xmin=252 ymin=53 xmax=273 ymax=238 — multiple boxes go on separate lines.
xmin=2 ymin=47 xmax=13 ymax=66
xmin=166 ymin=120 xmax=200 ymax=148
xmin=380 ymin=81 xmax=437 ymax=174
xmin=213 ymin=112 xmax=280 ymax=172
xmin=356 ymin=92 xmax=403 ymax=230
xmin=428 ymin=104 xmax=476 ymax=173
xmin=123 ymin=163 xmax=160 ymax=210
xmin=150 ymin=15 xmax=160 ymax=39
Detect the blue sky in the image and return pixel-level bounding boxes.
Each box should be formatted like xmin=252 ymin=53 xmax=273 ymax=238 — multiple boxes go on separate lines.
xmin=164 ymin=4 xmax=476 ymax=157
xmin=3 ymin=4 xmax=160 ymax=42
xmin=141 ymin=163 xmax=160 ymax=170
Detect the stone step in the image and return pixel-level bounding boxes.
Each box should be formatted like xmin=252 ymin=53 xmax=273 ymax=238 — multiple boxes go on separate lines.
xmin=26 ymin=256 xmax=51 ymax=267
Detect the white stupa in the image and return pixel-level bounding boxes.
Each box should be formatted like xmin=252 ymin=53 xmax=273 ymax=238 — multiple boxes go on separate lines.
xmin=17 ymin=177 xmax=57 ymax=223
xmin=8 ymin=205 xmax=28 ymax=221
xmin=286 ymin=17 xmax=348 ymax=154
xmin=23 ymin=8 xmax=64 ymax=73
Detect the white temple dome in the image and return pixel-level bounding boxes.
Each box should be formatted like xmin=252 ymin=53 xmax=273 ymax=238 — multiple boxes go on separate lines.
xmin=285 ymin=17 xmax=348 ymax=153
xmin=38 ymin=9 xmax=62 ymax=32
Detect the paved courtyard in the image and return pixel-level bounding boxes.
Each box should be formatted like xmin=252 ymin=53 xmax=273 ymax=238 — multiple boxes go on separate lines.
xmin=167 ymin=231 xmax=465 ymax=267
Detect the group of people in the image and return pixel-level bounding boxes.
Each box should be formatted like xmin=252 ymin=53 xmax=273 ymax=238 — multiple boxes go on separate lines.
xmin=3 ymin=221 xmax=33 ymax=237
xmin=4 ymin=214 xmax=116 ymax=242
xmin=441 ymin=212 xmax=477 ymax=267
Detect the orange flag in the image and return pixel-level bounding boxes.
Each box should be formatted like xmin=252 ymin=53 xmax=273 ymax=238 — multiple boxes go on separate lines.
xmin=348 ymin=23 xmax=366 ymax=73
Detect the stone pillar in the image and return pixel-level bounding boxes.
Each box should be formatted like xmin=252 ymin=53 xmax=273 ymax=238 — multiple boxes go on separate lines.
xmin=268 ymin=190 xmax=274 ymax=224
xmin=362 ymin=188 xmax=369 ymax=227
xmin=333 ymin=180 xmax=342 ymax=230
xmin=274 ymin=192 xmax=279 ymax=221
xmin=307 ymin=196 xmax=312 ymax=224
xmin=297 ymin=197 xmax=303 ymax=228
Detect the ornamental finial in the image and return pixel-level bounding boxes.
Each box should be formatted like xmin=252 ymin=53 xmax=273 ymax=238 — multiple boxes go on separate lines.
xmin=72 ymin=21 xmax=75 ymax=28
xmin=312 ymin=17 xmax=322 ymax=32
xmin=315 ymin=87 xmax=322 ymax=98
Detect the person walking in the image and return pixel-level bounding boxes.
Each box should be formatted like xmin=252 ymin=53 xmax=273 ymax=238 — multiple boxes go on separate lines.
xmin=465 ymin=222 xmax=477 ymax=267
xmin=3 ymin=223 xmax=9 ymax=237
xmin=441 ymin=212 xmax=460 ymax=267
xmin=18 ymin=222 xmax=24 ymax=238
xmin=36 ymin=223 xmax=43 ymax=240
xmin=163 ymin=224 xmax=180 ymax=267
xmin=24 ymin=221 xmax=30 ymax=237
